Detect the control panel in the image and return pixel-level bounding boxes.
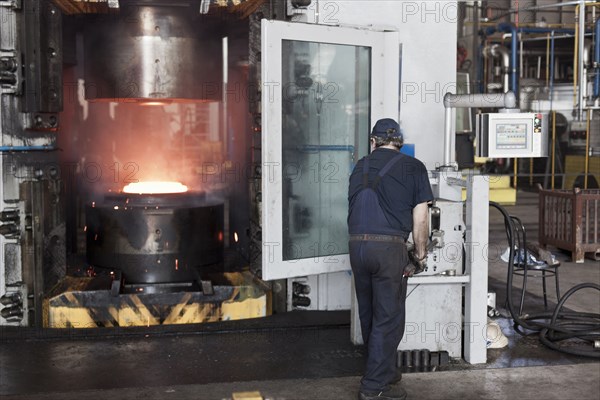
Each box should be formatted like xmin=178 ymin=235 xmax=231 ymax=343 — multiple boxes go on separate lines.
xmin=476 ymin=112 xmax=549 ymax=158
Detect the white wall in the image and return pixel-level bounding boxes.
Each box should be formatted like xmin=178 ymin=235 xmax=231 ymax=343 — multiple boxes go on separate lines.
xmin=311 ymin=0 xmax=458 ymax=169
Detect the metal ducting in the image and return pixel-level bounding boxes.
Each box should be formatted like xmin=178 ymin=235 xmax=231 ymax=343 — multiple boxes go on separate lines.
xmin=83 ymin=1 xmax=223 ymax=102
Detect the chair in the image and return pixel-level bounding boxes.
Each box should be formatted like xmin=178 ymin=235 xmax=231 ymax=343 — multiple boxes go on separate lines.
xmin=491 ymin=202 xmax=561 ymax=315
xmin=509 ymin=216 xmax=561 ymax=315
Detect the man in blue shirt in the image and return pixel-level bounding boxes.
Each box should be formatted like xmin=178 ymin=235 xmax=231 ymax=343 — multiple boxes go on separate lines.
xmin=348 ymin=118 xmax=433 ymax=400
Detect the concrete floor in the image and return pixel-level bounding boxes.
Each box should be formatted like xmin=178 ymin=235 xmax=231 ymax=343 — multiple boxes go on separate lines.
xmin=2 ymin=363 xmax=599 ymax=400
xmin=1 ymin=191 xmax=599 ymax=400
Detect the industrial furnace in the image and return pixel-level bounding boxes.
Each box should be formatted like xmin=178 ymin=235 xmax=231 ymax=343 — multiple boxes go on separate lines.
xmin=0 ymin=0 xmax=254 ymax=327
xmin=1 ymin=0 xmax=494 ymax=365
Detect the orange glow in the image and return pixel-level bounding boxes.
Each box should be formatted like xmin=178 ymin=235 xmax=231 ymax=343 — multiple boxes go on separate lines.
xmin=218 ymin=231 xmax=223 ymax=241
xmin=139 ymin=101 xmax=170 ymax=106
xmin=123 ymin=181 xmax=188 ymax=194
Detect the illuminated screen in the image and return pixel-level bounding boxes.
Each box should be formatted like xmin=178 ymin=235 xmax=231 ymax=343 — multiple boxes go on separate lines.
xmin=496 ymin=123 xmax=528 ymax=149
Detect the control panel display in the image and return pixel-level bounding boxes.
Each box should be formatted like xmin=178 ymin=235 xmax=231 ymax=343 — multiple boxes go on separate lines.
xmin=496 ymin=123 xmax=528 ymax=149
xmin=476 ymin=113 xmax=548 ymax=158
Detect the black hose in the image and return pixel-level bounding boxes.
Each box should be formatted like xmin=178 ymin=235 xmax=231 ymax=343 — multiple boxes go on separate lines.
xmin=490 ymin=202 xmax=600 ymax=358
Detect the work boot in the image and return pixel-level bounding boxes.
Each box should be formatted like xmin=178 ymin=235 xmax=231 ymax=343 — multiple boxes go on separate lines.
xmin=358 ymin=386 xmax=407 ymax=400
xmin=390 ymin=371 xmax=402 ymax=385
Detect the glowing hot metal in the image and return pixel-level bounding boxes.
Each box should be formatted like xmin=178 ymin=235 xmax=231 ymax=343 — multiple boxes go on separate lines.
xmin=123 ymin=181 xmax=188 ymax=194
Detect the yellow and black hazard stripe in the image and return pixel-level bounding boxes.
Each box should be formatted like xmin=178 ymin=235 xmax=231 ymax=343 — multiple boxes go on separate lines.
xmin=45 ymin=275 xmax=269 ymax=328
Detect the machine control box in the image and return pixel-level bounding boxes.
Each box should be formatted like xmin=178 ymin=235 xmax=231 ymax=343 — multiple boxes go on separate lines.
xmin=476 ymin=112 xmax=549 ymax=158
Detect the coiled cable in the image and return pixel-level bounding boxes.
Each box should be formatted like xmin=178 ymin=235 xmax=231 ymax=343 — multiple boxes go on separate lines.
xmin=490 ymin=201 xmax=600 ymax=358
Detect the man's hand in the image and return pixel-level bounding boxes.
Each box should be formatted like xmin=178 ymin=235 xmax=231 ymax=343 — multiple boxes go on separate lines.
xmin=405 ymin=250 xmax=427 ymax=277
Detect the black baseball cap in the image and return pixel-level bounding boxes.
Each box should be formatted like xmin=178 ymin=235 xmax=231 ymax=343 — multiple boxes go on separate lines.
xmin=371 ymin=118 xmax=402 ymax=139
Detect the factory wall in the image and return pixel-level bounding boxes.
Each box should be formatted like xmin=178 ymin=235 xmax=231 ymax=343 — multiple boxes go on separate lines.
xmin=308 ymin=0 xmax=458 ymax=169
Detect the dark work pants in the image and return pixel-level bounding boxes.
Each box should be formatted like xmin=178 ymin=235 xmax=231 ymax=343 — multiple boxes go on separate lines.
xmin=349 ymin=240 xmax=409 ymax=393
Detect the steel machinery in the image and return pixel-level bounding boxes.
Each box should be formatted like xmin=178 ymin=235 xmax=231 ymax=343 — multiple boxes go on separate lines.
xmin=86 ymin=189 xmax=224 ymax=286
xmin=258 ymin=11 xmax=489 ymax=364
xmin=1 ymin=0 xmax=500 ymax=366
xmin=0 ymin=0 xmax=240 ymax=327
xmin=0 ymin=0 xmax=64 ymax=327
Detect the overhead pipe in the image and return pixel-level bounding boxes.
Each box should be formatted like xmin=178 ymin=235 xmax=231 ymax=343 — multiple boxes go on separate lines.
xmin=520 ymin=34 xmax=584 ymax=43
xmin=443 ymin=92 xmax=517 ymax=109
xmin=482 ymin=24 xmax=581 ymax=99
xmin=583 ymin=39 xmax=594 ymax=66
xmin=442 ymin=92 xmax=517 ymax=166
xmin=484 ymin=26 xmax=577 ymax=35
xmin=550 ymin=32 xmax=556 ymax=108
xmin=577 ymin=2 xmax=586 ymax=120
xmin=514 ymin=27 xmax=577 ymax=34
xmin=477 ymin=43 xmax=485 ymax=93
xmin=583 ymin=40 xmax=593 ymax=101
xmin=0 ymin=146 xmax=55 ymax=152
xmin=497 ymin=23 xmax=519 ymax=96
xmin=485 ymin=0 xmax=596 ymax=23
xmin=595 ymin=18 xmax=600 ymax=98
xmin=483 ymin=44 xmax=510 ymax=92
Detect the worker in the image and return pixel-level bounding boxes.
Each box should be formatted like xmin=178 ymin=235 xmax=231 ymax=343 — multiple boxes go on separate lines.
xmin=348 ymin=118 xmax=433 ymax=400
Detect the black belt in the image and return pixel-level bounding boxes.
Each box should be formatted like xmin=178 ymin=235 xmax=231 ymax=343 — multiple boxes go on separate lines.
xmin=349 ymin=234 xmax=407 ymax=243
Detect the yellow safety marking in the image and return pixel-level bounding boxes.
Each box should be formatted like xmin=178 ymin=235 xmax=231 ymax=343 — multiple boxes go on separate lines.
xmin=163 ymin=292 xmax=193 ymax=324
xmin=95 ymin=308 xmax=114 ymax=328
xmin=172 ymin=304 xmax=202 ymax=324
xmin=48 ymin=292 xmax=100 ymax=328
xmin=222 ymin=296 xmax=267 ymax=321
xmin=48 ymin=305 xmax=96 ymax=328
xmin=108 ymin=306 xmax=119 ymax=323
xmin=197 ymin=302 xmax=220 ymax=322
xmin=232 ymin=392 xmax=263 ymax=400
xmin=64 ymin=292 xmax=78 ymax=305
xmin=47 ymin=272 xmax=271 ymax=328
xmin=118 ymin=295 xmax=159 ymax=326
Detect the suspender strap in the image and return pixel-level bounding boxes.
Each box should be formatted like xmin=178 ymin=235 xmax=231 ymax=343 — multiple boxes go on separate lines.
xmin=372 ymin=154 xmax=404 ymax=189
xmin=362 ymin=157 xmax=370 ymax=187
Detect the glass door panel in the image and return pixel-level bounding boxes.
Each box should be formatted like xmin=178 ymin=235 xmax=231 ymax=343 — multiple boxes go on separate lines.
xmin=261 ymin=20 xmax=399 ymax=280
xmin=281 ymin=40 xmax=371 ymax=262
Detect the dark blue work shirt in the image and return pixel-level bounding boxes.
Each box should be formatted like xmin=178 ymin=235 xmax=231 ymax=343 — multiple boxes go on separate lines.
xmin=348 ymin=148 xmax=434 ymax=236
